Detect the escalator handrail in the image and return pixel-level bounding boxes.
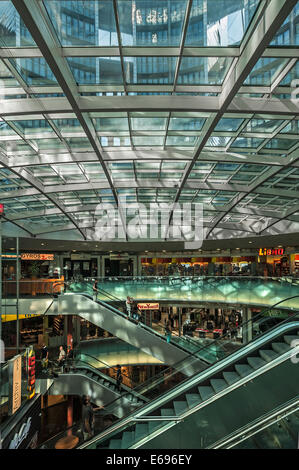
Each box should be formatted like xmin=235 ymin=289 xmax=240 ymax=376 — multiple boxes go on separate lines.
xmin=54 ymin=283 xmax=299 ymax=396
xmin=208 ymin=396 xmax=299 ymax=449
xmin=73 ymin=350 xmax=138 ymax=388
xmin=78 ymin=319 xmax=299 ymax=449
xmin=79 ymin=292 xmax=199 ymax=359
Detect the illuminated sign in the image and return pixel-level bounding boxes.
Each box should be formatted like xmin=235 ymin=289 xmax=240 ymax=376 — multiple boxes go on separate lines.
xmin=1 ymin=314 xmax=41 ymax=323
xmin=0 ymin=203 xmax=4 ymax=214
xmin=137 ymin=303 xmax=160 ymax=310
xmin=26 ymin=346 xmax=36 ymax=399
xmin=9 ymin=354 xmax=22 ymax=415
xmin=21 ymin=253 xmax=54 ymax=261
xmin=258 ymin=248 xmax=284 ymax=256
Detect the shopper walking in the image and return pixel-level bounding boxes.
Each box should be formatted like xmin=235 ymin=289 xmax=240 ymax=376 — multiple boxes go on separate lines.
xmin=165 ymin=320 xmax=172 ymax=343
xmin=41 ymin=344 xmax=49 ymax=374
xmin=126 ymin=296 xmax=133 ymax=317
xmin=93 ymin=279 xmax=98 ymax=302
xmin=82 ymin=396 xmax=103 ymax=441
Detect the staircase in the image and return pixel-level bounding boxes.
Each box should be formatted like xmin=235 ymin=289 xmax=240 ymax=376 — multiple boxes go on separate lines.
xmin=85 ymin=323 xmax=299 ymax=449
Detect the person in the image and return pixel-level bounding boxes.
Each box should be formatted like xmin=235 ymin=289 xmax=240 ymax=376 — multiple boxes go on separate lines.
xmin=126 ymin=296 xmax=133 ymax=317
xmin=165 ymin=320 xmax=172 ymax=343
xmin=116 ymin=365 xmax=123 ymax=392
xmin=82 ymin=396 xmax=103 ymax=441
xmin=57 ymin=345 xmax=66 ymax=371
xmin=93 ymin=279 xmax=98 ymax=302
xmin=41 ymin=344 xmax=49 ymax=373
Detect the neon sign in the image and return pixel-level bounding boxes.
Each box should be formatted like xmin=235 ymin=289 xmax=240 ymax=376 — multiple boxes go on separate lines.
xmin=258 ymin=248 xmax=284 ymax=256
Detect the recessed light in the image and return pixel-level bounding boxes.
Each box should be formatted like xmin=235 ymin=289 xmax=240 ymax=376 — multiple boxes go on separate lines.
xmin=248 ymin=241 xmax=253 ymax=244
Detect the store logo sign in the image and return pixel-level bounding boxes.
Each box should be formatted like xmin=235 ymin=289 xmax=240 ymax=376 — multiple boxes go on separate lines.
xmin=8 ymin=417 xmax=32 ymax=449
xmin=258 ymin=248 xmax=284 ymax=256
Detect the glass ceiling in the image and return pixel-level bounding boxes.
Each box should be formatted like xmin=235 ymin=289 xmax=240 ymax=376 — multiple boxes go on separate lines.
xmin=0 ymin=0 xmax=298 ymax=241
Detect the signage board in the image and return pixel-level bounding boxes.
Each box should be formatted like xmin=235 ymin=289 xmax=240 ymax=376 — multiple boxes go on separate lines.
xmin=1 ymin=314 xmax=41 ymax=323
xmin=8 ymin=354 xmax=22 ymax=415
xmin=1 ymin=395 xmax=42 ymax=449
xmin=21 ymin=253 xmax=54 ymax=261
xmin=137 ymin=303 xmax=160 ymax=310
xmin=70 ymin=253 xmax=91 ymax=260
xmin=258 ymin=248 xmax=284 ymax=256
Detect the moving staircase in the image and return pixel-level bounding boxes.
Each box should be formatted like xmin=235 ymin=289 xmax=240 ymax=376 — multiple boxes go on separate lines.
xmin=79 ymin=320 xmax=299 ymax=449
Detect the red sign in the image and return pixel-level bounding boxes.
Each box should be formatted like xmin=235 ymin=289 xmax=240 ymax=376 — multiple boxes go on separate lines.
xmin=259 ymin=248 xmax=284 ymax=256
xmin=21 ymin=253 xmax=54 ymax=261
xmin=0 ymin=204 xmax=4 ymax=214
xmin=137 ymin=303 xmax=160 ymax=310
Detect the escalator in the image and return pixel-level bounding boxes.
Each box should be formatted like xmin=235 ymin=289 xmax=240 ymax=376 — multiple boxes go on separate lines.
xmin=235 ymin=411 xmax=299 ymax=449
xmin=68 ymin=281 xmax=228 ymax=362
xmin=47 ymin=288 xmax=208 ymax=372
xmin=210 ymin=397 xmax=299 ymax=449
xmin=48 ymin=353 xmax=147 ymax=418
xmin=77 ymin=318 xmax=299 ymax=449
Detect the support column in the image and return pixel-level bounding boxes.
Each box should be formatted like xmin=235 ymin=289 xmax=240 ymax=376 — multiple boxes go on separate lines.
xmin=67 ymin=396 xmax=73 ymax=436
xmin=67 ymin=315 xmax=73 ymax=351
xmin=16 ymin=237 xmax=19 ymax=353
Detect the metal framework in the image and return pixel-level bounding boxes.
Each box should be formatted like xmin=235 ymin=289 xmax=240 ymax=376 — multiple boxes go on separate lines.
xmin=0 ymin=0 xmax=297 ymax=241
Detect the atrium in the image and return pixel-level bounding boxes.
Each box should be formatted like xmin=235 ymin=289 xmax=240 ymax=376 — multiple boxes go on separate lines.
xmin=0 ymin=0 xmax=298 ymax=453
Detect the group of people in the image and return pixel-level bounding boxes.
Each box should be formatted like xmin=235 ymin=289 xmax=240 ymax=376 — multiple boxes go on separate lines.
xmin=41 ymin=344 xmax=74 ymax=374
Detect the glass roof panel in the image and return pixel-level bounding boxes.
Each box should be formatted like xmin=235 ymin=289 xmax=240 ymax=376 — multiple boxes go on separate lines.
xmin=44 ymin=0 xmax=118 ymax=46
xmin=131 ymin=117 xmax=167 ymax=130
xmin=132 ymin=136 xmax=164 ymax=146
xmin=185 ymin=0 xmax=260 ymax=46
xmin=244 ymin=58 xmax=288 ymax=86
xmin=124 ymin=57 xmax=177 ymax=84
xmin=67 ymin=57 xmax=123 ymax=84
xmin=9 ymin=58 xmax=58 ymax=86
xmin=270 ymin=4 xmax=299 ymax=46
xmin=94 ymin=117 xmax=129 ymax=131
xmin=245 ymin=118 xmax=286 ymax=133
xmin=117 ymin=0 xmax=188 ymax=47
xmin=168 ymin=117 xmax=205 ymax=131
xmin=177 ymin=57 xmax=233 ymax=85
xmin=0 ymin=1 xmax=36 ymax=46
xmin=215 ymin=118 xmax=244 ymax=132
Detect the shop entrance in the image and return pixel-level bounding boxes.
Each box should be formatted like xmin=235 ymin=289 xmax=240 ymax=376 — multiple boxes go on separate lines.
xmin=63 ymin=258 xmax=97 ymax=280
xmin=104 ymin=258 xmax=133 ymax=276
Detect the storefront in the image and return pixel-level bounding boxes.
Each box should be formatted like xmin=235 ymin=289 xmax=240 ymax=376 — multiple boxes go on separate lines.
xmin=63 ymin=253 xmax=98 ymax=280
xmin=257 ymin=247 xmax=290 ymax=276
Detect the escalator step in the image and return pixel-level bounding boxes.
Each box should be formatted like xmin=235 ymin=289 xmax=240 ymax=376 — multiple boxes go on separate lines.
xmin=121 ymin=431 xmax=135 ymax=449
xmin=259 ymin=350 xmax=279 ymax=363
xmin=222 ymin=371 xmax=240 ymax=385
xmin=135 ymin=423 xmax=149 ymax=441
xmin=148 ymin=421 xmax=162 ymax=433
xmin=161 ymin=408 xmax=175 ymax=416
xmin=235 ymin=364 xmax=254 ymax=378
xmin=283 ymin=335 xmax=299 ymax=346
xmin=185 ymin=394 xmax=202 ymax=408
xmin=198 ymin=386 xmax=215 ymax=401
xmin=247 ymin=356 xmax=267 ymax=370
xmin=109 ymin=439 xmax=122 ymax=449
xmin=272 ymin=342 xmax=291 ymax=354
xmin=173 ymin=401 xmax=189 ymax=415
xmin=210 ymin=379 xmax=228 ymax=394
